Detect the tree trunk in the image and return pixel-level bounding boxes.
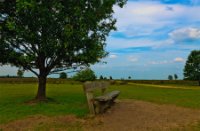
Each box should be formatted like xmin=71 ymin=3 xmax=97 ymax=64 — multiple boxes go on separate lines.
xmin=36 ymin=75 xmax=47 ymax=100
xmin=199 ymin=80 xmax=200 ymax=86
xmin=198 ymin=77 xmax=200 ymax=86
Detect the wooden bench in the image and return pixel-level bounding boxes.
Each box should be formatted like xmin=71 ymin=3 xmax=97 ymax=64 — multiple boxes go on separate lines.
xmin=83 ymin=81 xmax=120 ymax=115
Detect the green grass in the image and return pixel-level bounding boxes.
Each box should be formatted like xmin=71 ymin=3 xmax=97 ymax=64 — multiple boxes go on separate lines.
xmin=0 ymin=83 xmax=88 ymax=124
xmin=0 ymin=82 xmax=200 ymax=125
xmin=109 ymin=84 xmax=200 ymax=109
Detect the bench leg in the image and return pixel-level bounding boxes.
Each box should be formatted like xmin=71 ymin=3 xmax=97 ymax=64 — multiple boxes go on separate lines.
xmin=85 ymin=92 xmax=95 ymax=115
xmin=94 ymin=101 xmax=109 ymax=114
xmin=94 ymin=101 xmax=100 ymax=114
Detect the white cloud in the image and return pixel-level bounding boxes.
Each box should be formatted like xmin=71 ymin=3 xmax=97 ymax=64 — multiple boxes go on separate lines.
xmin=105 ymin=1 xmax=200 ymax=51
xmin=109 ymin=54 xmax=117 ymax=59
xmin=149 ymin=60 xmax=169 ymax=65
xmin=169 ymin=27 xmax=200 ymax=42
xmin=128 ymin=56 xmax=138 ymax=62
xmin=149 ymin=57 xmax=185 ymax=65
xmin=174 ymin=57 xmax=185 ymax=62
xmin=113 ymin=1 xmax=200 ymax=37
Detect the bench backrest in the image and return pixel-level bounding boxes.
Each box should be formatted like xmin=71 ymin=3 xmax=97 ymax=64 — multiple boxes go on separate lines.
xmin=83 ymin=81 xmax=110 ymax=114
xmin=83 ymin=81 xmax=110 ymax=93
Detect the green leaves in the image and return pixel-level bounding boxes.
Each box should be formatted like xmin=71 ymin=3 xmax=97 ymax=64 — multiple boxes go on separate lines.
xmin=73 ymin=68 xmax=96 ymax=82
xmin=184 ymin=50 xmax=200 ymax=81
xmin=0 ymin=0 xmax=127 ymax=76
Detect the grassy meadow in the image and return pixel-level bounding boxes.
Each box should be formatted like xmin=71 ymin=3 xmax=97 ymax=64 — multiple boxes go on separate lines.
xmin=0 ymin=78 xmax=200 ymax=125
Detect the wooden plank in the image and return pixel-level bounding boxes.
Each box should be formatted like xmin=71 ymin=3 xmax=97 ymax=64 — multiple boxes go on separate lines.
xmin=85 ymin=91 xmax=95 ymax=115
xmin=83 ymin=81 xmax=109 ymax=92
xmin=107 ymin=90 xmax=120 ymax=98
xmin=95 ymin=95 xmax=112 ymax=101
xmin=94 ymin=91 xmax=120 ymax=102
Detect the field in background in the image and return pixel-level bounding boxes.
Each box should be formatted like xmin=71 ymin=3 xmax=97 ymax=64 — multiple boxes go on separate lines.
xmin=0 ymin=78 xmax=198 ymax=85
xmin=0 ymin=78 xmax=199 ymax=125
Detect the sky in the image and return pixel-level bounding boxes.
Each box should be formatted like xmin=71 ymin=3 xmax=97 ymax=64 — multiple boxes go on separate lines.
xmin=92 ymin=0 xmax=200 ymax=79
xmin=1 ymin=0 xmax=200 ymax=79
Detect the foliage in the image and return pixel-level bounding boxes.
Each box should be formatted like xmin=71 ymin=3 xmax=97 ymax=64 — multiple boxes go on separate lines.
xmin=100 ymin=75 xmax=104 ymax=80
xmin=17 ymin=69 xmax=24 ymax=78
xmin=0 ymin=0 xmax=127 ymax=99
xmin=109 ymin=76 xmax=112 ymax=80
xmin=73 ymin=68 xmax=96 ymax=82
xmin=59 ymin=72 xmax=67 ymax=79
xmin=174 ymin=74 xmax=178 ymax=80
xmin=184 ymin=50 xmax=200 ymax=85
xmin=168 ymin=75 xmax=173 ymax=80
xmin=128 ymin=76 xmax=131 ymax=80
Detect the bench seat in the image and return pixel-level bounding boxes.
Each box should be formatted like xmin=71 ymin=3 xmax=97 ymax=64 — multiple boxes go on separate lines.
xmin=93 ymin=90 xmax=120 ymax=113
xmin=94 ymin=90 xmax=120 ymax=102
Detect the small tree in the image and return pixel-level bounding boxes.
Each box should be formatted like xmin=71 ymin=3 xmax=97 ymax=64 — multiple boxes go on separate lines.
xmin=174 ymin=74 xmax=178 ymax=80
xmin=73 ymin=68 xmax=96 ymax=82
xmin=104 ymin=77 xmax=107 ymax=80
xmin=128 ymin=76 xmax=131 ymax=80
xmin=17 ymin=69 xmax=24 ymax=78
xmin=59 ymin=72 xmax=67 ymax=79
xmin=184 ymin=50 xmax=200 ymax=86
xmin=100 ymin=75 xmax=104 ymax=80
xmin=168 ymin=75 xmax=173 ymax=80
xmin=109 ymin=76 xmax=112 ymax=80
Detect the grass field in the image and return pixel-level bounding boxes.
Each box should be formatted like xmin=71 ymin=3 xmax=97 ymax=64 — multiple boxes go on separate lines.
xmin=0 ymin=83 xmax=88 ymax=124
xmin=0 ymin=81 xmax=200 ymax=125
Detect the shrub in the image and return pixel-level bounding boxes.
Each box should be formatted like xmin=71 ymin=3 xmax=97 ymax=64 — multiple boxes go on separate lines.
xmin=99 ymin=75 xmax=104 ymax=80
xmin=73 ymin=68 xmax=96 ymax=82
xmin=59 ymin=72 xmax=67 ymax=79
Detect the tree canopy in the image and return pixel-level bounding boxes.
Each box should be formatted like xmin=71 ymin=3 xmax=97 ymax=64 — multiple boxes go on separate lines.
xmin=174 ymin=74 xmax=178 ymax=80
xmin=184 ymin=50 xmax=200 ymax=85
xmin=17 ymin=69 xmax=24 ymax=78
xmin=59 ymin=72 xmax=67 ymax=79
xmin=168 ymin=75 xmax=173 ymax=80
xmin=0 ymin=0 xmax=127 ymax=100
xmin=73 ymin=68 xmax=96 ymax=82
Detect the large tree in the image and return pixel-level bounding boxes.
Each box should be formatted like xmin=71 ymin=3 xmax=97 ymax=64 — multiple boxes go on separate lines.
xmin=0 ymin=0 xmax=127 ymax=100
xmin=184 ymin=50 xmax=200 ymax=86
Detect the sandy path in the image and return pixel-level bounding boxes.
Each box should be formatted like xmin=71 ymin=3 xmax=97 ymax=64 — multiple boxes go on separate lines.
xmin=129 ymin=83 xmax=200 ymax=90
xmin=85 ymin=100 xmax=200 ymax=131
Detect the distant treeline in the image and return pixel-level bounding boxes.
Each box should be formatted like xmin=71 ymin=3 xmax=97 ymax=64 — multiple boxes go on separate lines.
xmin=0 ymin=78 xmax=197 ymax=86
xmin=0 ymin=78 xmax=80 ymax=84
xmin=0 ymin=75 xmax=19 ymax=78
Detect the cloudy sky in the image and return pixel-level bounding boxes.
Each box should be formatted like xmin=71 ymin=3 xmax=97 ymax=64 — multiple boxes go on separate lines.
xmin=1 ymin=0 xmax=200 ymax=79
xmin=92 ymin=0 xmax=200 ymax=79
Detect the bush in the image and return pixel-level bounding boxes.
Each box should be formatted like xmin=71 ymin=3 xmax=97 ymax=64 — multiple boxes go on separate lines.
xmin=17 ymin=69 xmax=24 ymax=78
xmin=59 ymin=72 xmax=67 ymax=79
xmin=73 ymin=68 xmax=96 ymax=82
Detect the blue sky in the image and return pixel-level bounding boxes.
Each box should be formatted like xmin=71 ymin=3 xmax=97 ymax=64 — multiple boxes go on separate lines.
xmin=92 ymin=0 xmax=200 ymax=79
xmin=1 ymin=0 xmax=200 ymax=79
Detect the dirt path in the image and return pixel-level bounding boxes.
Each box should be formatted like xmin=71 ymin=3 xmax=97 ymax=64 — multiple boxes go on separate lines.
xmin=1 ymin=100 xmax=200 ymax=131
xmin=85 ymin=100 xmax=200 ymax=131
xmin=129 ymin=83 xmax=200 ymax=90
